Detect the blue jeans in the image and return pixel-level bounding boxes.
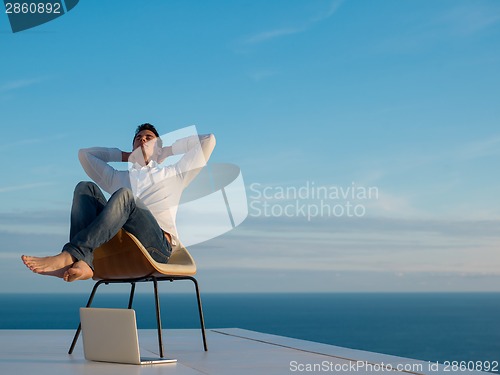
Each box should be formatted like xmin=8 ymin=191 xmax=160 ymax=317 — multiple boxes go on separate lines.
xmin=62 ymin=181 xmax=172 ymax=270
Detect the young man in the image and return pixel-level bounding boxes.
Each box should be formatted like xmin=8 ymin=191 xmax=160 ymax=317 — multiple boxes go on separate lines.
xmin=22 ymin=124 xmax=215 ymax=282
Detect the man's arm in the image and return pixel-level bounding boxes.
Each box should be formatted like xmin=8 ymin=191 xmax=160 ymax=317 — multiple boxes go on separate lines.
xmin=170 ymin=134 xmax=216 ymax=187
xmin=78 ymin=147 xmax=124 ymax=194
xmin=157 ymin=146 xmax=173 ymax=164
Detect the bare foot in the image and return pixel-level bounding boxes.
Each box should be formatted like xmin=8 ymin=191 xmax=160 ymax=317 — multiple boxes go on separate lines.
xmin=63 ymin=260 xmax=94 ymax=282
xmin=21 ymin=252 xmax=76 ymax=278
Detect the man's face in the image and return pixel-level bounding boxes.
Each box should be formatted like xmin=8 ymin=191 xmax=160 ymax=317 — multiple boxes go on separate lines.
xmin=132 ymin=129 xmax=160 ymax=163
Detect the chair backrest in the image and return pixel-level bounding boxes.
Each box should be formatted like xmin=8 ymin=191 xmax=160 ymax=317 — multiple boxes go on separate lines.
xmin=92 ymin=229 xmax=197 ymax=280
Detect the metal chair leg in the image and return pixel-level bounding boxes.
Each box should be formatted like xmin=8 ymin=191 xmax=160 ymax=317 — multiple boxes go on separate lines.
xmin=152 ymin=277 xmax=165 ymax=358
xmin=68 ymin=280 xmax=105 ymax=354
xmin=128 ymin=282 xmax=136 ymax=309
xmin=190 ymin=277 xmax=208 ymax=351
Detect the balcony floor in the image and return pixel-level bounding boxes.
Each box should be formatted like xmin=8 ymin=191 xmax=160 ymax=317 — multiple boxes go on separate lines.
xmin=0 ymin=328 xmax=488 ymax=374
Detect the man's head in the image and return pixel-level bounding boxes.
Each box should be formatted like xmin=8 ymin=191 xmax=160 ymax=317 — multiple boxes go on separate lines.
xmin=134 ymin=123 xmax=159 ymax=140
xmin=132 ymin=123 xmax=163 ymax=164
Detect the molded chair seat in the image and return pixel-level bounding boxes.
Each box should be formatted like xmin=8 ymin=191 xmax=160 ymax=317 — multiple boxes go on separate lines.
xmin=68 ymin=229 xmax=207 ymax=357
xmin=92 ymin=229 xmax=197 ymax=279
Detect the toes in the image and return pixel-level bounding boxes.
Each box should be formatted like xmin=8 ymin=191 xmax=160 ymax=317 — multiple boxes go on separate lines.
xmin=21 ymin=256 xmax=31 ymax=267
xmin=64 ymin=268 xmax=78 ymax=282
xmin=63 ymin=269 xmax=71 ymax=282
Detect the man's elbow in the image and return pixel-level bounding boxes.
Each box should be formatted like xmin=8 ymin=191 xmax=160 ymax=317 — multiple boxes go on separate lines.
xmin=202 ymin=134 xmax=216 ymax=161
xmin=207 ymin=133 xmax=216 ymax=148
xmin=78 ymin=148 xmax=88 ymax=163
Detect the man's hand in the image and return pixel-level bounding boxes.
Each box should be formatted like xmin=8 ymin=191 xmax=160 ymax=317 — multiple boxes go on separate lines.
xmin=122 ymin=149 xmax=145 ymax=164
xmin=121 ymin=151 xmax=132 ymax=162
xmin=158 ymin=146 xmax=173 ymax=164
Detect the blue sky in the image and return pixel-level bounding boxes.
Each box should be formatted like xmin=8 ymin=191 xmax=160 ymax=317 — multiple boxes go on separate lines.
xmin=1 ymin=0 xmax=500 ymax=293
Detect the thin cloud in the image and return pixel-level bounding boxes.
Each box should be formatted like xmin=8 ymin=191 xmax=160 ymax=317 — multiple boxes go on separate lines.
xmin=0 ymin=77 xmax=46 ymax=92
xmin=0 ymin=182 xmax=55 ymax=193
xmin=242 ymin=0 xmax=343 ymax=45
xmin=456 ymin=135 xmax=500 ymax=160
xmin=310 ymin=0 xmax=343 ymax=23
xmin=248 ymin=69 xmax=277 ymax=81
xmin=440 ymin=2 xmax=500 ymax=35
xmin=0 ymin=209 xmax=67 ymax=225
xmin=0 ymin=133 xmax=67 ymax=149
xmin=376 ymin=3 xmax=500 ymax=54
xmin=245 ymin=27 xmax=306 ymax=44
xmin=352 ymin=133 xmax=500 ymax=186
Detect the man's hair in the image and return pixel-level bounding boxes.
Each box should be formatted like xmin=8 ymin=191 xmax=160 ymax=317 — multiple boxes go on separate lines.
xmin=134 ymin=123 xmax=162 ymax=148
xmin=135 ymin=123 xmax=159 ymax=138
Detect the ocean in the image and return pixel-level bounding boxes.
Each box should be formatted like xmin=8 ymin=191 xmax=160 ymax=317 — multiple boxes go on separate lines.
xmin=1 ymin=292 xmax=499 ymax=366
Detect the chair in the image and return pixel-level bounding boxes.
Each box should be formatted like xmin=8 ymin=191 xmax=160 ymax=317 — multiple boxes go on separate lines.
xmin=68 ymin=229 xmax=207 ymax=357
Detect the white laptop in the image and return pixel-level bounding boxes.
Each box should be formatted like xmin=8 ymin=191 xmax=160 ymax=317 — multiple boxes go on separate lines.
xmin=80 ymin=307 xmax=177 ymax=365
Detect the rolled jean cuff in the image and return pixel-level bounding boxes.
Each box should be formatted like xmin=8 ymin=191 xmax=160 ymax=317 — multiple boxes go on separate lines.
xmin=62 ymin=243 xmax=94 ymax=271
xmin=147 ymin=246 xmax=171 ymax=263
